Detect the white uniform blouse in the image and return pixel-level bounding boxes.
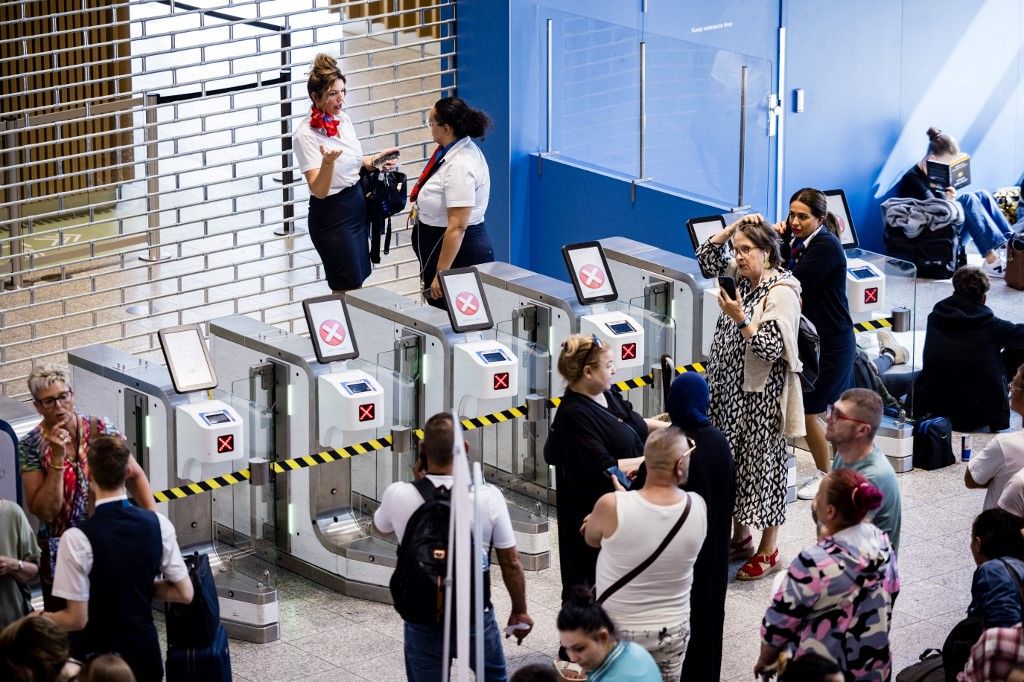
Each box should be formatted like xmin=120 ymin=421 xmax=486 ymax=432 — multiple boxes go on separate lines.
xmin=292 ymin=111 xmax=364 ymax=196
xmin=415 ymin=136 xmax=490 ymax=227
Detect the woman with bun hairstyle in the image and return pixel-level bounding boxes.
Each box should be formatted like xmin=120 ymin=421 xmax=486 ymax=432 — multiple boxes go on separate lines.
xmin=756 ymin=469 xmax=900 ymax=682
xmin=775 ymin=187 xmax=855 ymax=503
xmin=897 ymin=127 xmax=1014 ymax=277
xmin=410 ymin=96 xmax=495 ymax=308
xmin=557 ymin=587 xmax=661 ymax=682
xmin=293 ymin=54 xmax=399 ymax=293
xmin=543 ymin=334 xmax=667 ymax=602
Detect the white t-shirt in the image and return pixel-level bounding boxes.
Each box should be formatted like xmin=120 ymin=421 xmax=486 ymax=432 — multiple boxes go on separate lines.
xmin=292 ymin=112 xmax=364 ymax=196
xmin=998 ymin=469 xmax=1024 ymax=517
xmin=373 ymin=474 xmax=515 ymax=552
xmin=968 ymin=432 xmax=1024 ymax=510
xmin=51 ymin=496 xmax=189 ymax=602
xmin=414 ymin=137 xmax=489 ymax=227
xmin=595 ymin=491 xmax=707 ymax=629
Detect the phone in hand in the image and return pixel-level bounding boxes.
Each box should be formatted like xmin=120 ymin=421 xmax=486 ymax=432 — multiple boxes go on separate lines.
xmin=718 ymin=275 xmax=738 ymax=300
xmin=373 ymin=150 xmax=400 ymax=167
xmin=604 ymin=466 xmax=632 ymax=490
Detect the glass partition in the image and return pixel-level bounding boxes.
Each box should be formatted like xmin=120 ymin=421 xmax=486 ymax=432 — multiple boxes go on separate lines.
xmin=541 ymin=11 xmax=773 ymax=213
xmin=209 ymin=388 xmax=277 ymax=589
xmin=644 ymin=31 xmax=772 ymax=211
xmin=846 ymin=249 xmax=918 ymax=420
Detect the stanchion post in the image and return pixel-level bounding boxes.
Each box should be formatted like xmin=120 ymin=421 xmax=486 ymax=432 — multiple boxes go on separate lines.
xmin=891 ymin=307 xmax=911 ymax=333
xmin=391 ymin=425 xmax=415 ymax=481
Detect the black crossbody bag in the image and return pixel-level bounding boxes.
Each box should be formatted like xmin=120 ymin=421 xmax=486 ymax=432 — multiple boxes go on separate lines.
xmin=597 ymin=493 xmax=693 ymax=604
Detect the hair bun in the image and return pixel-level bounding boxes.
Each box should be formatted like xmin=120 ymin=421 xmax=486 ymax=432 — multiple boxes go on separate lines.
xmin=852 ymin=481 xmax=883 ymax=513
xmin=927 ymin=126 xmax=942 ymax=140
xmin=568 ymin=585 xmax=597 ymax=607
xmin=313 ymin=53 xmax=338 ymax=71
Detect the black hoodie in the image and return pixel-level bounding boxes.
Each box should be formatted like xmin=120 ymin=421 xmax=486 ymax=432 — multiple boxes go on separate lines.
xmin=914 ymin=292 xmax=1024 ymax=431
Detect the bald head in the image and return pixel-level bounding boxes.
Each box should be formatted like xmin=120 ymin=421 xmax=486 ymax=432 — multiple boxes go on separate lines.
xmin=643 ymin=426 xmax=691 ymax=480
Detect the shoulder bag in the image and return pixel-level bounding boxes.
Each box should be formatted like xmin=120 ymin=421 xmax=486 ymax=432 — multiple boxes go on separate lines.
xmin=597 ymin=493 xmax=693 ymax=604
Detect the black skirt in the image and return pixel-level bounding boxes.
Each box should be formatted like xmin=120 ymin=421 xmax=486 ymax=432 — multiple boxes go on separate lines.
xmin=411 ymin=220 xmax=494 ymax=309
xmin=308 ymin=183 xmax=370 ymax=291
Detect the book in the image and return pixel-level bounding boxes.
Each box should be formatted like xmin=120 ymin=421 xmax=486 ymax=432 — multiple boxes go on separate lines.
xmin=927 ymin=153 xmax=971 ymax=191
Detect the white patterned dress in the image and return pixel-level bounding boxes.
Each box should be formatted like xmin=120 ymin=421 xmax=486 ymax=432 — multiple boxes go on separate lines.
xmin=697 ymin=241 xmax=791 ymax=529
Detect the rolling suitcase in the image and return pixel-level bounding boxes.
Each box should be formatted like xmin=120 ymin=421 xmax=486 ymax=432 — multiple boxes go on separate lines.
xmin=1007 ymin=233 xmax=1024 ymax=290
xmin=165 ymin=623 xmax=232 ymax=681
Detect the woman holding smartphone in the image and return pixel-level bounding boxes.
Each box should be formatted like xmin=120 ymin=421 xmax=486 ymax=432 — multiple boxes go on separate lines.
xmin=543 ymin=334 xmax=667 ymax=601
xmin=696 ymin=216 xmax=804 ymax=581
xmin=292 ymin=54 xmax=399 ymax=294
xmin=774 ymin=188 xmax=855 ymax=502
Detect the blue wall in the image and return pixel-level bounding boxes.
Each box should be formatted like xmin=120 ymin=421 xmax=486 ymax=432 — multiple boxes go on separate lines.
xmin=782 ymin=0 xmax=1024 ymax=253
xmin=458 ymin=1 xmax=1024 ymax=273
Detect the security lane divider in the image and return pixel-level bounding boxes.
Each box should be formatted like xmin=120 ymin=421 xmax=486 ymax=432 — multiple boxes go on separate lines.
xmin=151 ymin=359 xmax=711 ymax=504
xmin=853 ymin=316 xmax=895 ymax=334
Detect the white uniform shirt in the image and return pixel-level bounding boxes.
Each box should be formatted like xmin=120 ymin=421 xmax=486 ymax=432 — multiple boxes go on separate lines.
xmin=373 ymin=474 xmax=516 ymax=552
xmin=415 ymin=137 xmax=490 ymax=227
xmin=292 ymin=111 xmax=364 ymax=196
xmin=969 ymin=431 xmax=1024 ymax=510
xmin=51 ymin=496 xmax=189 ymax=602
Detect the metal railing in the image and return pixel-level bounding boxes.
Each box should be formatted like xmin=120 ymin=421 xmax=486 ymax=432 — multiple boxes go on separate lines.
xmin=0 ymin=0 xmax=455 ymax=399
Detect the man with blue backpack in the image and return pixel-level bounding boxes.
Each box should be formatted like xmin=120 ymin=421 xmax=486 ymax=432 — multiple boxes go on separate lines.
xmin=374 ymin=412 xmax=533 ymax=682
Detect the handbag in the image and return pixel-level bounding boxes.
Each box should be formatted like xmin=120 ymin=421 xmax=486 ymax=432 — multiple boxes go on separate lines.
xmin=895 ymin=649 xmax=944 ymax=682
xmin=912 ymin=416 xmax=954 ymax=470
xmin=597 ymin=493 xmax=692 ymax=604
xmin=1007 ymin=232 xmax=1024 ymax=291
xmin=763 ymin=284 xmax=820 ymax=392
xmin=360 ymin=167 xmax=408 ymax=264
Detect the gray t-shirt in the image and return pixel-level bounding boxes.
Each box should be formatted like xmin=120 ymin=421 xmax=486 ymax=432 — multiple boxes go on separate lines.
xmin=0 ymin=500 xmax=40 ymax=628
xmin=833 ymin=445 xmax=902 ymax=554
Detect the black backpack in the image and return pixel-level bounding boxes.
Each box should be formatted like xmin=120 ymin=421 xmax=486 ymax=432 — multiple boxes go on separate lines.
xmin=389 ymin=478 xmax=490 ymax=625
xmin=912 ymin=416 xmax=955 ymax=470
xmin=795 ymin=314 xmax=820 ymax=392
xmin=166 ymin=551 xmax=221 ymax=648
xmin=361 ymin=168 xmax=408 ymax=264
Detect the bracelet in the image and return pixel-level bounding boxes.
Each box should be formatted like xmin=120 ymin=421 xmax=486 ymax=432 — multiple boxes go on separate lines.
xmin=49 ymin=461 xmax=65 ymax=471
xmin=736 ymin=317 xmax=752 ymax=331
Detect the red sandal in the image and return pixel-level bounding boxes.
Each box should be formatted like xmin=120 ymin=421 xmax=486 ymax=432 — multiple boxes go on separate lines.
xmin=729 ymin=533 xmax=755 ymax=561
xmin=736 ymin=549 xmax=782 ymax=581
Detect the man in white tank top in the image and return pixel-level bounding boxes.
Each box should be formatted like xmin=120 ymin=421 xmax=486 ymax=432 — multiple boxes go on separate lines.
xmin=582 ymin=427 xmax=708 ymax=682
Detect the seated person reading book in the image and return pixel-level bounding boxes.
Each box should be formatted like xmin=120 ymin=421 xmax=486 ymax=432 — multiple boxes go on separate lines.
xmin=897 ymin=127 xmax=1014 ymax=278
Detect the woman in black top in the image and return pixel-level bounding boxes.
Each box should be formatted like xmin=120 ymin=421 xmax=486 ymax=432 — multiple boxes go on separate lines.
xmin=775 ymin=188 xmax=855 ymax=499
xmin=543 ymin=334 xmax=667 ymax=601
xmin=667 ymin=371 xmax=735 ymax=682
xmin=897 ymin=127 xmax=1014 ymax=276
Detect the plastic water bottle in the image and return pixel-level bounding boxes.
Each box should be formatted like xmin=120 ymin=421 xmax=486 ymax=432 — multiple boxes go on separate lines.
xmin=962 ymin=435 xmax=973 ymax=462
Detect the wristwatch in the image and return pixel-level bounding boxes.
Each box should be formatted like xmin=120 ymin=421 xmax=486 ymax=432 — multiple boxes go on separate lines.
xmin=16 ymin=560 xmax=22 ymax=574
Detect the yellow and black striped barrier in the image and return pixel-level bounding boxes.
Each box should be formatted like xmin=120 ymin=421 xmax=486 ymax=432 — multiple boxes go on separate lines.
xmin=853 ymin=316 xmax=895 ymax=334
xmin=153 ymin=468 xmax=251 ymax=504
xmin=151 ymin=360 xmax=710 ymax=503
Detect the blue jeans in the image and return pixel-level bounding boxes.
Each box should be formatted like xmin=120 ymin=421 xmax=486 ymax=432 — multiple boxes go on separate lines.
xmin=403 ymin=608 xmax=508 ymax=682
xmin=957 ymin=190 xmax=1014 ymax=255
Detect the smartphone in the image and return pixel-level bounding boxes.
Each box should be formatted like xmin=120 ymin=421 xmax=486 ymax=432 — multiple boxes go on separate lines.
xmin=603 ymin=466 xmax=632 ymax=490
xmin=373 ymin=150 xmax=400 ymax=167
xmin=718 ymin=275 xmax=738 ymax=300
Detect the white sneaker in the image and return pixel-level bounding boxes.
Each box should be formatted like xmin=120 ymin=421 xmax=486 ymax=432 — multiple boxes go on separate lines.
xmin=797 ymin=470 xmax=825 ymax=500
xmin=876 ymin=330 xmax=909 ymax=365
xmin=982 ymin=258 xmax=1006 ymax=278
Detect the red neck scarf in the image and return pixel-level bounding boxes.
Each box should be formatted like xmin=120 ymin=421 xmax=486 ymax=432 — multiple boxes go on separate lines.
xmin=410 ymin=145 xmax=444 ymax=203
xmin=309 ymin=106 xmax=339 ymax=137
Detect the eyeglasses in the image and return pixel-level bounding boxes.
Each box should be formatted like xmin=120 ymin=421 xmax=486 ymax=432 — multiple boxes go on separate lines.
xmin=825 ymin=403 xmax=872 ymax=426
xmin=682 ymin=436 xmax=696 ymax=456
xmin=34 ymin=390 xmax=74 ymax=409
xmin=734 ymin=245 xmax=762 ymax=256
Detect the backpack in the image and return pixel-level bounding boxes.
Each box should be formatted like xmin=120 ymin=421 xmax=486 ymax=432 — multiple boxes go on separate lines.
xmin=361 ymin=168 xmax=408 ymax=264
xmin=166 ymin=551 xmax=221 ymax=648
xmin=912 ymin=416 xmax=955 ymax=470
xmin=795 ymin=314 xmax=820 ymax=392
xmin=763 ymin=284 xmax=820 ymax=392
xmin=852 ymin=349 xmax=900 ymax=410
xmin=389 ymin=478 xmax=490 ymax=625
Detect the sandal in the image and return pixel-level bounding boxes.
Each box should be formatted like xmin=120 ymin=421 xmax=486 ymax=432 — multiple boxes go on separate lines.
xmin=729 ymin=533 xmax=755 ymax=561
xmin=736 ymin=549 xmax=782 ymax=581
